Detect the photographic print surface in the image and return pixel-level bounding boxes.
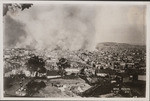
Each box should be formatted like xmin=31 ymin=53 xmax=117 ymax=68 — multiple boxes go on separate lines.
xmin=3 ymin=3 xmax=147 ymax=98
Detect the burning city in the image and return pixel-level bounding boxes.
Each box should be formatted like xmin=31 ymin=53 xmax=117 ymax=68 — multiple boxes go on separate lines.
xmin=3 ymin=3 xmax=147 ymax=98
xmin=4 ymin=42 xmax=146 ymax=97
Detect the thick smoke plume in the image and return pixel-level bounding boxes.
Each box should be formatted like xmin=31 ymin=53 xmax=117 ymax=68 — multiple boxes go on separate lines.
xmin=4 ymin=4 xmax=96 ymax=51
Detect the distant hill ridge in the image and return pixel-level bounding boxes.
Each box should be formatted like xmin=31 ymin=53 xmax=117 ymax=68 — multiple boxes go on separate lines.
xmin=96 ymin=42 xmax=145 ymax=50
xmin=97 ymin=42 xmax=145 ymax=46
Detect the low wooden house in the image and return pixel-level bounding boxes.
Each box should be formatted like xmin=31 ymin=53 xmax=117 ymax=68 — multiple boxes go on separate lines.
xmin=117 ymin=73 xmax=132 ymax=83
xmin=46 ymin=70 xmax=61 ymax=79
xmin=65 ymin=68 xmax=80 ymax=75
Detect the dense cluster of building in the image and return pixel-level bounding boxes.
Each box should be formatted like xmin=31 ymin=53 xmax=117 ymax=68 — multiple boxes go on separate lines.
xmin=4 ymin=43 xmax=146 ymax=79
xmin=77 ymin=43 xmax=146 ymax=84
xmin=3 ymin=43 xmax=146 ymax=97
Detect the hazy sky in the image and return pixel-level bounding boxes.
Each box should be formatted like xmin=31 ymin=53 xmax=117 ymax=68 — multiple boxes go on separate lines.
xmin=4 ymin=4 xmax=146 ymax=50
xmin=95 ymin=5 xmax=146 ymax=45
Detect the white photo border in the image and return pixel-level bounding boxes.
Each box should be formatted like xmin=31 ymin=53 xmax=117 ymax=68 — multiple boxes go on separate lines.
xmin=0 ymin=1 xmax=149 ymax=101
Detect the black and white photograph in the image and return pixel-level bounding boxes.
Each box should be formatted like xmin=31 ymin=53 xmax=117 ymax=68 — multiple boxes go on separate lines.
xmin=1 ymin=1 xmax=150 ymax=99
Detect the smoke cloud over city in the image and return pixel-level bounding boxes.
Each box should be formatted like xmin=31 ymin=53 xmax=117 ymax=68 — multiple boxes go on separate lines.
xmin=4 ymin=4 xmax=97 ymax=51
xmin=3 ymin=4 xmax=146 ymax=51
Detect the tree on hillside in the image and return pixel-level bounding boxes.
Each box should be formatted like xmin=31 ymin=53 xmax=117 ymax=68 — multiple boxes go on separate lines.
xmin=3 ymin=4 xmax=33 ymax=16
xmin=56 ymin=58 xmax=70 ymax=76
xmin=26 ymin=55 xmax=46 ymax=75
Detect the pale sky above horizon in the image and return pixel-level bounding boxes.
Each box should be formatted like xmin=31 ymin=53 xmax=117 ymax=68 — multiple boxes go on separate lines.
xmin=95 ymin=5 xmax=146 ymax=45
xmin=4 ymin=4 xmax=146 ymax=50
